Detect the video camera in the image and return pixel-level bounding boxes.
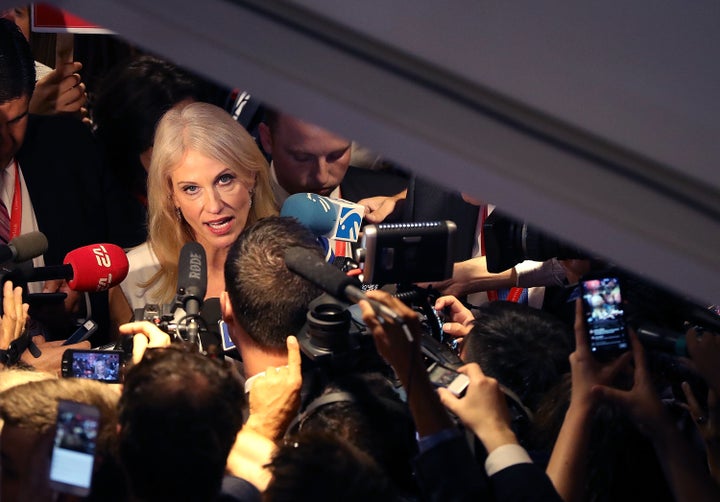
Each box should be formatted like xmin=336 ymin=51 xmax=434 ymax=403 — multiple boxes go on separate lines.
xmin=291 ymin=220 xmax=465 ymax=373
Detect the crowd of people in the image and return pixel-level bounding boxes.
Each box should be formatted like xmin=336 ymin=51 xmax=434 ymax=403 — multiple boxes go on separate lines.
xmin=1 ymin=11 xmax=720 ymax=502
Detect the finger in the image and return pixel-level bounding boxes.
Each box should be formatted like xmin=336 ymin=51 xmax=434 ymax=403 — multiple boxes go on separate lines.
xmin=681 ymin=381 xmax=702 ymax=415
xmin=132 ymin=333 xmax=149 ymax=364
xmin=573 ymin=298 xmax=590 ymax=355
xmin=442 ymin=322 xmax=470 ymax=337
xmin=13 ymin=286 xmax=24 ymax=338
xmin=119 ymin=321 xmax=157 ymax=336
xmin=606 ymin=350 xmax=634 ymax=382
xmin=437 ymin=387 xmax=461 ymax=412
xmin=591 ymin=384 xmax=631 ymax=408
xmin=627 ymin=328 xmax=648 ymax=376
xmin=58 ymin=73 xmax=82 ymax=94
xmin=56 ymin=61 xmax=82 ymax=77
xmin=286 ymin=335 xmax=302 ymax=374
xmin=358 ymin=299 xmax=379 ymax=327
xmin=457 ymin=362 xmax=484 ymax=379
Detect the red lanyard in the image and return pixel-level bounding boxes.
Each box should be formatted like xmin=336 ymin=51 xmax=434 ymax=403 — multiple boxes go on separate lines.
xmin=481 ymin=205 xmax=523 ymax=303
xmin=9 ymin=161 xmax=23 ymax=239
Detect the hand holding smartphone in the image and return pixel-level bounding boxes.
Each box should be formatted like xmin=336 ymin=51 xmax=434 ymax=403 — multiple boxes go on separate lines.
xmin=580 ymin=275 xmax=630 ymax=360
xmin=427 ymin=362 xmax=470 ymax=397
xmin=49 ymin=400 xmax=99 ymax=497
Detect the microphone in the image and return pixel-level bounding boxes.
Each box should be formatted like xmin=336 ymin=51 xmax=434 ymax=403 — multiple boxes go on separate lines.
xmin=176 ymin=242 xmax=207 ymax=343
xmin=636 ymin=325 xmax=688 ymax=357
xmin=281 ymin=192 xmax=365 ymax=242
xmin=284 ymin=246 xmax=414 ymax=341
xmin=10 ymin=243 xmax=129 ymax=291
xmin=0 ymin=231 xmax=48 ymax=264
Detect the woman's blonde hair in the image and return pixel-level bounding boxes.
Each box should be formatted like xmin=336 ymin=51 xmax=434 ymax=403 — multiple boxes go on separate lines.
xmin=144 ymin=102 xmax=277 ymax=302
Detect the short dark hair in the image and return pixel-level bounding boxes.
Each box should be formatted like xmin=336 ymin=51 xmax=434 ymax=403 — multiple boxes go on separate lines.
xmin=0 ymin=18 xmax=35 ymax=103
xmin=92 ymin=55 xmax=201 ymax=190
xmin=293 ymin=373 xmax=418 ymax=496
xmin=224 ymin=216 xmax=323 ymax=349
xmin=463 ymin=301 xmax=572 ymax=413
xmin=118 ymin=343 xmax=245 ymax=502
xmin=266 ymin=430 xmax=397 ymax=501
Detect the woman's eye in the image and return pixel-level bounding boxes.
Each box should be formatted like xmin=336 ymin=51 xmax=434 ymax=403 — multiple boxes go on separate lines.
xmin=182 ymin=185 xmax=199 ymax=194
xmin=217 ymin=173 xmax=235 ymax=186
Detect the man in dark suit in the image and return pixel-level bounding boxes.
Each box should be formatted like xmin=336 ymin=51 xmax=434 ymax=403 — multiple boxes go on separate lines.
xmin=1 ymin=19 xmax=124 ymax=345
xmin=258 ymin=109 xmax=408 ymax=208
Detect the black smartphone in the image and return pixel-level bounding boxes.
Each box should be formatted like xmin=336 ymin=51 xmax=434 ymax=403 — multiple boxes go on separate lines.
xmin=427 ymin=362 xmax=470 ymax=397
xmin=48 ymin=400 xmax=100 ymax=497
xmin=61 ymin=349 xmax=124 ymax=383
xmin=580 ymin=275 xmax=630 ymax=359
xmin=62 ymin=320 xmax=99 ymax=346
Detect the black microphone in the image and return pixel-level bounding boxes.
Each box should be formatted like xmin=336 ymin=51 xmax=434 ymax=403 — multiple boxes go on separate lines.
xmin=176 ymin=242 xmax=207 ymax=344
xmin=284 ymin=246 xmax=414 ymax=341
xmin=0 ymin=231 xmax=48 ymax=264
xmin=636 ymin=324 xmax=688 ymax=357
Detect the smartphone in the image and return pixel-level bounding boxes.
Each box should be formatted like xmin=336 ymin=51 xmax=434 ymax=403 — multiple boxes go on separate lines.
xmin=427 ymin=362 xmax=470 ymax=397
xmin=49 ymin=400 xmax=100 ymax=497
xmin=580 ymin=275 xmax=630 ymax=359
xmin=62 ymin=320 xmax=99 ymax=346
xmin=61 ymin=349 xmax=124 ymax=383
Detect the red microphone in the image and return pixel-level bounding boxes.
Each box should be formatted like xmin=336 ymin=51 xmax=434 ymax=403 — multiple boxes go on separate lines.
xmin=64 ymin=244 xmax=129 ymax=292
xmin=14 ymin=244 xmax=129 ymax=292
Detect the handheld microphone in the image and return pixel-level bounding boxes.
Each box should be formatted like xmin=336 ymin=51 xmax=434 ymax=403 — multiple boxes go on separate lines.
xmin=284 ymin=246 xmax=413 ymax=341
xmin=10 ymin=243 xmax=129 ymax=292
xmin=176 ymin=242 xmax=207 ymax=344
xmin=281 ymin=192 xmax=365 ymax=242
xmin=0 ymin=231 xmax=48 ymax=264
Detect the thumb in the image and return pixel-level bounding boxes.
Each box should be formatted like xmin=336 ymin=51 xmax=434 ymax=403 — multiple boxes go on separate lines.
xmin=437 ymin=387 xmax=461 ymax=413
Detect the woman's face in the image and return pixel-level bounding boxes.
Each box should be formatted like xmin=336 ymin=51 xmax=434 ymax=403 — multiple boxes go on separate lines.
xmin=171 ymin=150 xmax=254 ymax=253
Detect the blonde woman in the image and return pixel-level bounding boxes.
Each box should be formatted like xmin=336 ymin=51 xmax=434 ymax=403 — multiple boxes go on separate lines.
xmin=109 ymin=102 xmax=277 ymax=335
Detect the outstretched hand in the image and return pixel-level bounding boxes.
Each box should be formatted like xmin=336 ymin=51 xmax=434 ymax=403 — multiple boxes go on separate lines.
xmin=0 ymin=281 xmax=28 ymax=350
xmin=437 ymin=362 xmax=517 ymax=452
xmin=358 ymin=290 xmax=422 ymax=384
xmin=434 ymin=295 xmax=474 ymax=349
xmin=118 ymin=321 xmax=172 ymax=364
xmin=29 ymin=62 xmax=88 ymax=117
xmin=246 ymin=336 xmax=303 ymax=441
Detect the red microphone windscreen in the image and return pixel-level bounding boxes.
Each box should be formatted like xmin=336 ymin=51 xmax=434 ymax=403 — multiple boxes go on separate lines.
xmin=64 ymin=244 xmax=129 ymax=292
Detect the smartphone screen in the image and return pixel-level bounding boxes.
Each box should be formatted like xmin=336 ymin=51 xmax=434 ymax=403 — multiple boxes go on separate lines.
xmin=49 ymin=400 xmax=99 ymax=497
xmin=427 ymin=362 xmax=470 ymax=396
xmin=581 ymin=276 xmax=630 ymax=358
xmin=62 ymin=350 xmax=123 ymax=383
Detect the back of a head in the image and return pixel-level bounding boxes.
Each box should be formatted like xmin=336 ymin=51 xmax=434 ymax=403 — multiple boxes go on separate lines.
xmin=265 ymin=430 xmax=397 ymax=502
xmin=224 ymin=215 xmax=323 ymax=350
xmin=462 ymin=301 xmax=572 ymax=413
xmin=0 ymin=17 xmax=35 ymax=103
xmin=92 ymin=54 xmax=201 ymax=183
xmin=118 ymin=344 xmax=245 ymax=502
xmin=0 ymin=377 xmax=119 ymax=449
xmin=292 ymin=372 xmax=418 ymax=496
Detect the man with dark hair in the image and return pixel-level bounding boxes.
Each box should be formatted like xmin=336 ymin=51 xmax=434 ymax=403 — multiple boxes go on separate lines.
xmin=118 ymin=343 xmax=253 ymax=502
xmin=0 ymin=19 xmax=127 ymax=347
xmin=264 ymin=430 xmax=397 ymax=502
xmin=222 ymin=215 xmax=323 ymax=379
xmin=462 ymin=301 xmax=572 ymax=415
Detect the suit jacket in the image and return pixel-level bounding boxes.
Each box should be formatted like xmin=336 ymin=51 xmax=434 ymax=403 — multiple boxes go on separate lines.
xmin=340 ymin=165 xmax=410 ymax=207
xmin=16 ymin=114 xmax=132 ymax=343
xmin=413 ymin=436 xmax=562 ymax=502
